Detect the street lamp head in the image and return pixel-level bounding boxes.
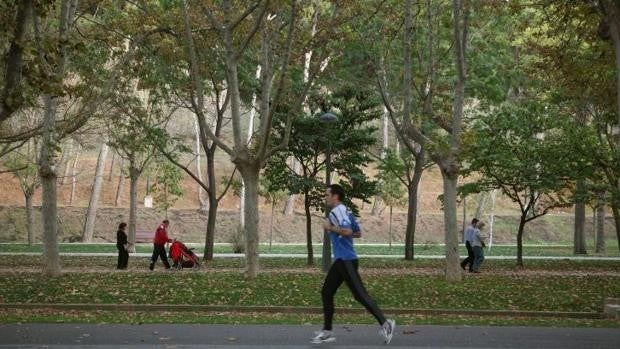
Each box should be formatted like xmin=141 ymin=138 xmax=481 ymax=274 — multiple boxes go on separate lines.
xmin=319 ymin=112 xmax=338 ymax=123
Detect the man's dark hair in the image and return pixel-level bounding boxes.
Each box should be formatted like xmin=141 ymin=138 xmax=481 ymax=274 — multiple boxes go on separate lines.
xmin=118 ymin=222 xmax=127 ymax=230
xmin=328 ymin=184 xmax=346 ymax=201
xmin=471 ymin=218 xmax=479 ymax=225
xmin=163 ymin=219 xmax=170 ymax=224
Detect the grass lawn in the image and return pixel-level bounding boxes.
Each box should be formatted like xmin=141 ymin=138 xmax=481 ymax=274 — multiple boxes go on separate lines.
xmin=1 ymin=269 xmax=618 ymax=313
xmin=1 ymin=256 xmax=618 ymax=327
xmin=1 ymin=242 xmax=619 ymax=257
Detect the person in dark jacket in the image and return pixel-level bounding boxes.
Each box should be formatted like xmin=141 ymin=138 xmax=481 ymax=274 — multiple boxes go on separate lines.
xmin=116 ymin=222 xmax=129 ymax=269
xmin=149 ymin=219 xmax=172 ymax=270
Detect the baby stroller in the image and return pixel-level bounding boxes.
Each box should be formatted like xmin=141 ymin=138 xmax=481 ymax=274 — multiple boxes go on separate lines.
xmin=169 ymin=240 xmax=200 ymax=269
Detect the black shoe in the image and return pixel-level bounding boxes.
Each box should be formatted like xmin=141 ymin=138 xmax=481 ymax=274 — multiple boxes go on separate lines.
xmin=460 ymin=264 xmax=466 ymax=271
xmin=149 ymin=263 xmax=154 ymax=271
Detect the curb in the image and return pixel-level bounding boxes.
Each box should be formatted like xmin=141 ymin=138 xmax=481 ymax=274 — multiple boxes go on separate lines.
xmin=0 ymin=303 xmax=604 ymax=319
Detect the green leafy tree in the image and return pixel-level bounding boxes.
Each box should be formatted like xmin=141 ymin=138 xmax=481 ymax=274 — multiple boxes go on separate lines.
xmin=376 ymin=150 xmax=407 ymax=249
xmin=150 ymin=158 xmax=184 ymax=217
xmin=461 ymin=100 xmax=592 ymax=267
xmin=265 ymin=85 xmax=379 ymax=266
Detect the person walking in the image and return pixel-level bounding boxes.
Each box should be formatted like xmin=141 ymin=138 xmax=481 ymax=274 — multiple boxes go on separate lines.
xmin=116 ymin=222 xmax=129 ymax=269
xmin=149 ymin=219 xmax=172 ymax=270
xmin=472 ymin=222 xmax=487 ymax=273
xmin=311 ymin=184 xmax=395 ymax=345
xmin=460 ymin=218 xmax=479 ymax=272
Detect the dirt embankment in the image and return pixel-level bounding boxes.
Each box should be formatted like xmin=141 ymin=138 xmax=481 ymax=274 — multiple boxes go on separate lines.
xmin=0 ymin=206 xmax=614 ymax=244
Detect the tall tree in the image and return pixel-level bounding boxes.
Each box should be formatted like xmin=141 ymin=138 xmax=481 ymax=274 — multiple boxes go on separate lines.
xmin=82 ymin=139 xmax=109 ymax=242
xmin=265 ymin=85 xmax=380 ymax=266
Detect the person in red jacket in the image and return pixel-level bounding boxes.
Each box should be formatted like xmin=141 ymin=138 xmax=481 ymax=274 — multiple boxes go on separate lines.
xmin=149 ymin=219 xmax=173 ymax=270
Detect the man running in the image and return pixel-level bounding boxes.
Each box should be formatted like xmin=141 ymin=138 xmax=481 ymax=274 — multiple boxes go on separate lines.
xmin=311 ymin=184 xmax=395 ymax=345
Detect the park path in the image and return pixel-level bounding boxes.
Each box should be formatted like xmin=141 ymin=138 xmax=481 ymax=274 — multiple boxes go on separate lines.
xmin=1 ymin=265 xmax=619 ymax=277
xmin=0 ymin=324 xmax=618 ymax=348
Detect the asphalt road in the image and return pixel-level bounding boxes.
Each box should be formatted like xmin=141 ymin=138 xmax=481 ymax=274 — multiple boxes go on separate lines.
xmin=0 ymin=324 xmax=619 ymax=348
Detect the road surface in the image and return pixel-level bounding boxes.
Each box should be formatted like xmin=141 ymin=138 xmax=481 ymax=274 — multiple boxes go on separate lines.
xmin=0 ymin=324 xmax=618 ymax=348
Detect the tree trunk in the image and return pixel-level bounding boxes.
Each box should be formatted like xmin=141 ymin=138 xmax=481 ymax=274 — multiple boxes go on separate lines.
xmin=39 ymin=96 xmax=61 ymax=277
xmin=611 ymin=202 xmax=620 ymax=252
xmin=25 ymin=192 xmax=35 ymax=245
xmin=68 ymin=143 xmax=81 ymax=205
xmin=283 ymin=159 xmax=300 ymax=215
xmin=474 ymin=192 xmax=487 ymax=220
xmin=59 ymin=139 xmax=73 ymax=185
xmin=203 ymin=151 xmax=218 ymax=260
xmin=82 ymin=141 xmax=109 ymax=242
xmin=516 ymin=215 xmax=526 ymax=267
xmin=440 ymin=167 xmax=462 ymax=281
xmin=115 ymin=157 xmax=125 ymax=206
xmin=127 ymin=165 xmax=139 ymax=253
xmin=371 ymin=106 xmax=390 ymax=216
xmin=573 ymin=179 xmax=587 ymax=254
xmin=239 ymin=165 xmax=261 ymax=279
xmin=304 ymin=191 xmax=314 ymax=266
xmin=389 ymin=205 xmax=393 ymax=249
xmin=194 ymin=116 xmax=207 ymax=209
xmin=108 ymin=151 xmax=115 ymax=181
xmin=269 ymin=200 xmax=275 ymax=252
xmin=596 ymin=192 xmax=606 ymax=253
xmin=404 ymin=149 xmax=424 ymax=260
xmin=204 ymin=197 xmax=217 ymax=261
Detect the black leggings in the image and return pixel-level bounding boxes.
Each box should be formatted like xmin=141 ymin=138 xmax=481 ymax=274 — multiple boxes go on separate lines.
xmin=321 ymin=259 xmax=386 ymax=330
xmin=151 ymin=244 xmax=170 ymax=268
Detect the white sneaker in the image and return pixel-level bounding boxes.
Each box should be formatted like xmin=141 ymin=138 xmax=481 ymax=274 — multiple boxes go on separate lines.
xmin=311 ymin=330 xmax=336 ymax=344
xmin=381 ymin=319 xmax=396 ymax=344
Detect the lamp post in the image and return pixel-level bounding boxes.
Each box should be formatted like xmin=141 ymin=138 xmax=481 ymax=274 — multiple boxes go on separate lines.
xmin=319 ymin=112 xmax=338 ymax=272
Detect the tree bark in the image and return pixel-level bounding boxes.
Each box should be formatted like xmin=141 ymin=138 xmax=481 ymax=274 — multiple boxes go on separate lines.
xmin=474 ymin=192 xmax=487 ymax=219
xmin=82 ymin=141 xmax=109 ymax=242
xmin=39 ymin=96 xmax=61 ymax=277
xmin=304 ymin=190 xmax=314 ymax=266
xmin=573 ymin=179 xmax=587 ymax=254
xmin=404 ymin=149 xmax=425 ymax=260
xmin=204 ymin=197 xmax=217 ymax=261
xmin=283 ymin=159 xmax=300 ymax=215
xmin=58 ymin=139 xmax=72 ymax=185
xmin=239 ymin=165 xmax=261 ymax=278
xmin=25 ymin=192 xmax=35 ymax=245
xmin=115 ymin=157 xmax=125 ymax=206
xmin=371 ymin=106 xmax=390 ymax=216
xmin=517 ymin=215 xmax=526 ymax=267
xmin=203 ymin=150 xmax=218 ymax=261
xmin=611 ymin=202 xmax=620 ymax=252
xmin=595 ymin=192 xmax=606 ymax=253
xmin=441 ymin=168 xmax=462 ymax=281
xmin=108 ymin=150 xmax=115 ymax=181
xmin=127 ymin=164 xmax=139 ymax=253
xmin=69 ymin=143 xmax=81 ymax=206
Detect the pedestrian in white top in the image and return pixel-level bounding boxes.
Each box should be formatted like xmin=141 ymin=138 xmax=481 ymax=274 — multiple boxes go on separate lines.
xmin=471 ymin=222 xmax=487 ymax=273
xmin=460 ymin=218 xmax=479 ymax=272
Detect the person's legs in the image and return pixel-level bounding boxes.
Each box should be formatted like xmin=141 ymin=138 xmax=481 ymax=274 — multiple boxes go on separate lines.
xmin=150 ymin=244 xmax=160 ymax=270
xmin=121 ymin=249 xmax=129 ymax=269
xmin=473 ymin=246 xmax=484 ymax=272
xmin=341 ymin=260 xmax=387 ymax=326
xmin=158 ymin=245 xmax=171 ymax=268
xmin=321 ymin=260 xmax=345 ymax=331
xmin=461 ymin=241 xmax=474 ymax=271
xmin=117 ymin=246 xmax=123 ymax=269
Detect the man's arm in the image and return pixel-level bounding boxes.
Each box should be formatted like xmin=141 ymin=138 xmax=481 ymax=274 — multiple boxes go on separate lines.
xmin=322 ymin=219 xmax=354 ymax=237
